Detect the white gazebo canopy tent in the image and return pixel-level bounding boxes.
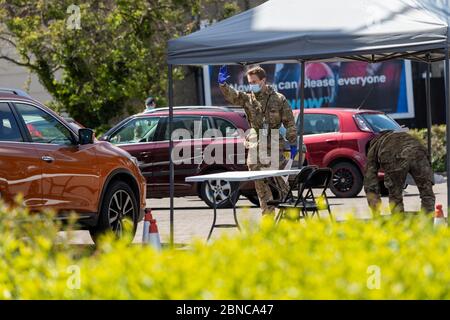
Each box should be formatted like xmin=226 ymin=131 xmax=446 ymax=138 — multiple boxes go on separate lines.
xmin=166 ymin=0 xmax=450 ymax=243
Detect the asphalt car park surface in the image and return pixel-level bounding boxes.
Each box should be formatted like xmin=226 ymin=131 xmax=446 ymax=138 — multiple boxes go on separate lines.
xmin=61 ymin=182 xmax=448 ymax=247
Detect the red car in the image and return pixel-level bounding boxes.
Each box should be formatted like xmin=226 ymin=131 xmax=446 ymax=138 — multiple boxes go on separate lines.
xmin=295 ymin=108 xmax=402 ymax=197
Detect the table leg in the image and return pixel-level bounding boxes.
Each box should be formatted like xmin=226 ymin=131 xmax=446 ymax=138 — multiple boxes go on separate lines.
xmin=207 ymin=180 xmax=217 ymax=241
xmin=206 ymin=181 xmax=243 ymax=241
xmin=232 ymin=185 xmax=241 ymax=230
xmin=275 ymin=208 xmax=285 ymax=224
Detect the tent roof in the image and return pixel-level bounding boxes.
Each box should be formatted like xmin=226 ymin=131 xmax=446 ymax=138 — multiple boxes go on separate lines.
xmin=167 ymin=0 xmax=450 ymax=65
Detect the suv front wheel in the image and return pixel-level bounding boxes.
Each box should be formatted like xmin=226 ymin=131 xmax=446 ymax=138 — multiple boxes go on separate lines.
xmin=199 ymin=172 xmax=240 ymax=209
xmin=89 ymin=181 xmax=138 ymax=244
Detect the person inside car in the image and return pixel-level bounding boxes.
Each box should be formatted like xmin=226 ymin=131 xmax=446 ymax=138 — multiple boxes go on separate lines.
xmin=133 ymin=124 xmax=145 ymax=142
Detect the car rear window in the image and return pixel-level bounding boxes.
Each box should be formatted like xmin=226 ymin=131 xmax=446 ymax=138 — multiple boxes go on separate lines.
xmin=297 ymin=114 xmax=339 ymax=135
xmin=161 ymin=116 xmax=207 ymax=141
xmin=0 ymin=103 xmax=22 ymax=142
xmin=214 ymin=117 xmax=239 ymax=137
xmin=359 ymin=113 xmax=401 ymax=133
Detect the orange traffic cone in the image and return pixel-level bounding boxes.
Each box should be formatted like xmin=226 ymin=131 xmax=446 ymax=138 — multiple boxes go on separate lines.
xmin=142 ymin=208 xmax=153 ymax=244
xmin=148 ymin=219 xmax=162 ymax=250
xmin=434 ymin=204 xmax=446 ymax=227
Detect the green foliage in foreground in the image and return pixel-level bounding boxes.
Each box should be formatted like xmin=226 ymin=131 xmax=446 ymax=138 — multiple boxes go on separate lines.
xmin=409 ymin=125 xmax=446 ymax=172
xmin=1 ymin=200 xmax=449 ymax=299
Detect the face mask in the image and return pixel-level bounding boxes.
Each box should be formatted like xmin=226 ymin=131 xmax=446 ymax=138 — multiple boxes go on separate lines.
xmin=249 ymin=84 xmax=261 ymax=93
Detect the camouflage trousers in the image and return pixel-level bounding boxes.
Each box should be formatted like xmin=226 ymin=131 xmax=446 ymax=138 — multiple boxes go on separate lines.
xmin=247 ymin=145 xmax=290 ymax=216
xmin=382 ymin=149 xmax=435 ymax=214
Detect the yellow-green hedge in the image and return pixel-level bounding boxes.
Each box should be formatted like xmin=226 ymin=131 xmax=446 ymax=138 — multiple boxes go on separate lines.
xmin=1 ymin=200 xmax=450 ymax=299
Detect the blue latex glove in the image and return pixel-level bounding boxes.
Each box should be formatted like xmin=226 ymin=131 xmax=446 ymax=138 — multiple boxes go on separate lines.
xmin=218 ymin=65 xmax=230 ymax=84
xmin=290 ymin=145 xmax=298 ymax=160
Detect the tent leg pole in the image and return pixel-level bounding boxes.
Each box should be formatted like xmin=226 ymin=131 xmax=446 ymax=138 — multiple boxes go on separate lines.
xmin=445 ymin=46 xmax=450 ymax=224
xmin=426 ymin=60 xmax=432 ymax=160
xmin=168 ymin=64 xmax=175 ymax=247
xmin=298 ymin=61 xmax=305 ymax=169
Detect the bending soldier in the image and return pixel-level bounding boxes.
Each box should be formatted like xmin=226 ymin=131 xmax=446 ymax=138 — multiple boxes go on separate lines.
xmin=364 ymin=130 xmax=435 ymax=215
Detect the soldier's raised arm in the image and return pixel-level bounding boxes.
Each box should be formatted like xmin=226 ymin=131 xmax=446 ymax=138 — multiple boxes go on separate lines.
xmin=217 ymin=65 xmax=250 ymax=107
xmin=280 ymin=96 xmax=297 ymax=145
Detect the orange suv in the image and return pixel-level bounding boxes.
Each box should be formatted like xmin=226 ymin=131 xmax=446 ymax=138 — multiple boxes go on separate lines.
xmin=0 ymin=88 xmax=146 ymax=243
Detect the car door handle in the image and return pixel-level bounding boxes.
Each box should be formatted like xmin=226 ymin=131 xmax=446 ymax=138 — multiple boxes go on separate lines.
xmin=140 ymin=151 xmax=151 ymax=158
xmin=325 ymin=139 xmax=337 ymax=143
xmin=41 ymin=156 xmax=54 ymax=163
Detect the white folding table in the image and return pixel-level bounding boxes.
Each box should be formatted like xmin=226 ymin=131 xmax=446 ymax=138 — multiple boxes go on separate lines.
xmin=186 ymin=169 xmax=302 ymax=240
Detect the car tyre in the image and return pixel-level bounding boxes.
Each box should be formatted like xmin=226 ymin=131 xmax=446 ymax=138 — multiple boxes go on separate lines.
xmin=245 ymin=193 xmax=260 ymax=207
xmin=330 ymin=162 xmax=363 ymax=198
xmin=243 ymin=184 xmax=281 ymax=207
xmin=89 ymin=181 xmax=138 ymax=244
xmin=199 ymin=171 xmax=240 ymax=209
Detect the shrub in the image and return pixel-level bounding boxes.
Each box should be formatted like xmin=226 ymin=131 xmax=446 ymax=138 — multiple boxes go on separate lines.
xmin=1 ymin=200 xmax=450 ymax=299
xmin=409 ymin=125 xmax=446 ymax=172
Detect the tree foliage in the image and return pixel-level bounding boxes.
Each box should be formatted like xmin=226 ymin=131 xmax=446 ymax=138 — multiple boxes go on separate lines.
xmin=409 ymin=125 xmax=447 ymax=172
xmin=0 ymin=0 xmax=202 ymax=130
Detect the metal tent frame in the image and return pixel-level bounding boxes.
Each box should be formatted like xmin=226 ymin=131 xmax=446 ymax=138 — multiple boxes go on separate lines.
xmin=167 ymin=50 xmax=450 ymax=245
xmin=165 ymin=1 xmax=450 ymax=244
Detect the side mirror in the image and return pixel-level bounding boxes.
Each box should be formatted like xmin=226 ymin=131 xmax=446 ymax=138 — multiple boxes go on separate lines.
xmin=78 ymin=128 xmax=94 ymax=145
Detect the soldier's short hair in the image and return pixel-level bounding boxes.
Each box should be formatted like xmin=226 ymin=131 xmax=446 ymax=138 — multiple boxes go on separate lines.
xmin=246 ymin=66 xmax=266 ymax=80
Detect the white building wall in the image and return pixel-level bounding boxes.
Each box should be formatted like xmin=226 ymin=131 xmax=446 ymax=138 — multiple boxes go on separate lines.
xmin=0 ymin=57 xmax=52 ymax=103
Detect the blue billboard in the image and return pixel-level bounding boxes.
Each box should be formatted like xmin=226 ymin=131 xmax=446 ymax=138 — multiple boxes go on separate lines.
xmin=204 ymin=60 xmax=414 ymax=119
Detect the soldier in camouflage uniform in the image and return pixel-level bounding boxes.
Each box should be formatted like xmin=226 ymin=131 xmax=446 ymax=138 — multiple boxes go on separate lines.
xmin=218 ymin=66 xmax=298 ymax=215
xmin=364 ymin=130 xmax=435 ymax=215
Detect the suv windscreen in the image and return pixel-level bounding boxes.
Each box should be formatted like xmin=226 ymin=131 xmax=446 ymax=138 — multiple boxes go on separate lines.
xmin=15 ymin=103 xmax=73 ymax=145
xmin=0 ymin=103 xmax=22 ymax=142
xmin=109 ymin=117 xmax=160 ymax=144
xmin=359 ymin=113 xmax=401 ymax=133
xmin=298 ymin=114 xmax=339 ymax=135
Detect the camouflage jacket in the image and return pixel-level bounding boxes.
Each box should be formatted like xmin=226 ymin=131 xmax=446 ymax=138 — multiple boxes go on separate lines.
xmin=219 ymin=83 xmax=297 ymax=145
xmin=364 ymin=130 xmax=428 ymax=193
